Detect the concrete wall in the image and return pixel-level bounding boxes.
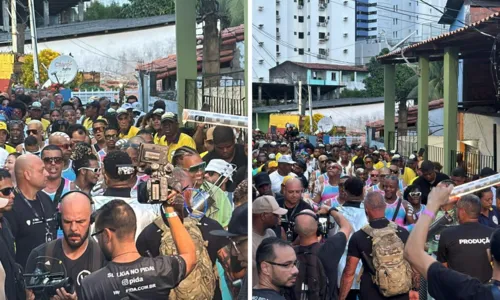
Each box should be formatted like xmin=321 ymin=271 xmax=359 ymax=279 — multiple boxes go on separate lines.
xmin=463 ymin=113 xmax=500 ymax=157
xmin=0 ymin=25 xmax=177 ymax=78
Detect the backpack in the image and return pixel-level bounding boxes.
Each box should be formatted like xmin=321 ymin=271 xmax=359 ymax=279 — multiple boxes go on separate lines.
xmin=289 ymin=243 xmax=328 ymax=300
xmin=154 ymin=216 xmax=217 ymax=300
xmin=362 ymin=222 xmax=412 ymax=297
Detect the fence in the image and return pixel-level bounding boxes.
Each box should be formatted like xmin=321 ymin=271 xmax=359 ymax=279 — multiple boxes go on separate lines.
xmin=185 ymin=71 xmax=246 ymax=116
xmin=396 ymin=133 xmax=418 ymax=158
xmin=71 ymin=90 xmax=139 ymax=105
xmin=425 ymin=145 xmax=495 ymax=177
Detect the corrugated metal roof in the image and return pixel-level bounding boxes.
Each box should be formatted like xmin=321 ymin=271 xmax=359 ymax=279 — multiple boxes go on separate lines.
xmin=378 ymin=11 xmax=500 ymax=61
xmin=253 ymin=97 xmax=384 ymax=113
xmin=272 ymin=61 xmax=368 ymax=72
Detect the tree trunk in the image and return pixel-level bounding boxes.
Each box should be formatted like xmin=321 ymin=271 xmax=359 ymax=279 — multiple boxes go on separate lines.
xmin=201 ymin=0 xmax=220 ymax=88
xmin=398 ymin=99 xmax=408 ymax=136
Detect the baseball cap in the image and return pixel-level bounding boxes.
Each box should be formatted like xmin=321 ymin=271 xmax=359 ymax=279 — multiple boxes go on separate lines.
xmin=210 ymin=202 xmax=248 ymax=237
xmin=254 ymin=172 xmax=271 ymax=187
xmin=277 ymin=155 xmax=295 ymax=164
xmin=31 ymin=101 xmax=42 ymax=110
xmin=206 ymin=127 xmax=215 ymax=141
xmin=268 ymin=153 xmax=276 ymax=160
xmin=408 ymin=154 xmax=418 ymax=162
xmin=253 ymin=195 xmax=287 ymax=215
xmin=318 ymin=143 xmax=325 ymax=148
xmin=121 ymin=103 xmax=133 ymax=110
xmin=161 ymin=112 xmax=177 ymax=123
xmin=88 ymin=96 xmax=99 ymax=101
xmin=379 ymin=147 xmax=386 ymax=151
xmin=392 ymin=154 xmax=401 ymax=160
xmin=152 ymin=108 xmax=164 ymax=116
xmin=0 ymin=122 xmax=8 ymax=133
xmin=270 ymin=141 xmax=277 ymax=146
xmin=132 ymin=102 xmax=142 ymax=113
xmin=390 ymin=150 xmax=397 ymax=155
xmin=373 ymin=150 xmax=380 ymax=155
xmin=116 ymin=108 xmax=128 ymax=117
xmin=356 ymin=145 xmax=363 ymax=150
xmin=295 ymin=159 xmax=307 ymax=170
xmin=281 ymin=142 xmax=288 ymax=146
xmin=205 ymin=159 xmax=236 ymax=181
xmin=85 ymin=100 xmax=100 ymax=109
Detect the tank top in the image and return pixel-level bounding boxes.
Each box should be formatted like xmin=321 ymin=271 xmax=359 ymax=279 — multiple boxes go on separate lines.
xmin=321 ymin=180 xmax=339 ymax=204
xmin=384 ymin=198 xmax=407 ymax=227
xmin=97 ymin=148 xmax=107 ymax=162
xmin=43 ymin=178 xmax=72 ymax=202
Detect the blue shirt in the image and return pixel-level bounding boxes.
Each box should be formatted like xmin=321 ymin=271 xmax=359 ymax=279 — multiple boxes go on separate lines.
xmin=478 ymin=205 xmax=500 ymax=228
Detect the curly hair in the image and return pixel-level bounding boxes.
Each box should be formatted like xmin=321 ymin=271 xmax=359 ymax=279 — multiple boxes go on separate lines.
xmin=71 ymin=142 xmax=97 ymax=174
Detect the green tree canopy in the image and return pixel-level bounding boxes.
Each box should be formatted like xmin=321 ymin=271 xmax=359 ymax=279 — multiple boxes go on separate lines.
xmin=120 ymin=0 xmax=175 ymax=18
xmin=84 ymin=1 xmax=123 ymax=20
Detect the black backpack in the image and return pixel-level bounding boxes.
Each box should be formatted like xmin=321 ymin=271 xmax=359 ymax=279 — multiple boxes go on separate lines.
xmin=286 ymin=243 xmax=328 ymax=300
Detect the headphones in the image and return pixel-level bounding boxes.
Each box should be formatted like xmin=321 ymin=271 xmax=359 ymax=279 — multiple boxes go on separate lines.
xmin=55 ymin=190 xmax=95 ymax=230
xmin=292 ymin=210 xmax=319 ymax=222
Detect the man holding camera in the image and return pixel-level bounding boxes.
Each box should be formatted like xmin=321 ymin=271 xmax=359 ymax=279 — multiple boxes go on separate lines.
xmin=80 ymin=199 xmax=196 ymax=299
xmin=25 ymin=192 xmax=107 ymax=300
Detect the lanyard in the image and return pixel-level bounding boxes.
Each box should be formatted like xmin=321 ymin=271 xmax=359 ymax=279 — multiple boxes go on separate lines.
xmin=17 ymin=188 xmax=46 ymax=221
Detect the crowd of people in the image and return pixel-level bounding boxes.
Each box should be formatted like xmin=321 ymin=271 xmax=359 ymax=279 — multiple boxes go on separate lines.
xmin=251 ymin=128 xmax=500 ymax=300
xmin=0 ymin=86 xmax=249 ymax=300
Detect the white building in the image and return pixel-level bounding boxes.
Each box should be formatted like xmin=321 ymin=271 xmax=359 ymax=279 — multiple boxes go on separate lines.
xmin=355 ymin=0 xmax=449 ymax=63
xmin=253 ymin=0 xmax=355 ymax=83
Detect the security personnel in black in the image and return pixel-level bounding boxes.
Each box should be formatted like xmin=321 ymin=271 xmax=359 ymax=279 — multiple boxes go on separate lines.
xmin=25 ymin=191 xmax=106 ymax=299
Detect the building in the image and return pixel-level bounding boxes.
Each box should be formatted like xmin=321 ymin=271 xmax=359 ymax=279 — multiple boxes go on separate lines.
xmin=252 ymin=0 xmax=355 ymax=83
xmin=267 ymin=60 xmax=368 ymax=100
xmin=438 ymin=0 xmax=500 ymax=31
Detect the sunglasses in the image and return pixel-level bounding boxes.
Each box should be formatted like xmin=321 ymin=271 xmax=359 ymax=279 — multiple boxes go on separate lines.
xmin=55 ymin=144 xmax=70 ymax=150
xmin=27 ymin=129 xmax=38 ymax=135
xmin=265 ymin=260 xmax=300 ymax=269
xmin=93 ymin=127 xmax=105 ymax=133
xmin=79 ymin=167 xmax=101 ymax=173
xmin=105 ymin=134 xmax=118 ymax=140
xmin=409 ymin=192 xmax=422 ymax=197
xmin=0 ymin=187 xmax=13 ymax=196
xmin=390 ymin=170 xmax=399 ymax=174
xmin=184 ymin=162 xmax=206 ymax=173
xmin=91 ymin=227 xmax=116 ymax=238
xmin=43 ymin=157 xmax=63 ymax=164
xmin=370 ymin=174 xmax=379 ymax=177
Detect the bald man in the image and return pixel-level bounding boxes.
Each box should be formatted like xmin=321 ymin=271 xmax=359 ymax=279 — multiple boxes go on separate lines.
xmin=339 ymin=192 xmax=412 ymax=300
xmin=16 ymin=120 xmax=45 ymax=153
xmin=276 ymin=178 xmax=313 ymax=242
xmin=4 ymin=154 xmax=57 ymax=267
xmin=25 ymin=192 xmax=107 ymax=299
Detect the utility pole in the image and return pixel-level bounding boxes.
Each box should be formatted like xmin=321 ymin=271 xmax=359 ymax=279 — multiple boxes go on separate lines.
xmin=11 ymin=0 xmax=17 ymax=53
xmin=308 ymin=84 xmax=313 ymax=130
xmin=27 ymin=0 xmax=40 ymax=86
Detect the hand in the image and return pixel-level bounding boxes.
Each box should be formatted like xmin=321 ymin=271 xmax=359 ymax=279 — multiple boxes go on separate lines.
xmin=427 ymin=184 xmax=455 ymax=209
xmin=51 ymin=288 xmax=77 ymax=300
xmin=409 ymin=290 xmax=419 ymax=300
xmin=26 ymin=289 xmax=35 ymax=300
xmin=317 ymin=205 xmax=330 ymax=215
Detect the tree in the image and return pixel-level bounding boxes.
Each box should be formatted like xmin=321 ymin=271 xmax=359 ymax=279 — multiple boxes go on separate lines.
xmin=120 ymin=0 xmax=175 ymax=18
xmin=21 ymin=49 xmax=60 ymax=89
xmin=339 ymin=88 xmax=368 ymax=98
xmin=219 ymin=0 xmax=244 ymax=28
xmin=406 ymin=61 xmax=444 ymax=101
xmin=302 ymin=113 xmax=325 ymax=134
xmin=85 ymin=1 xmax=123 ymax=20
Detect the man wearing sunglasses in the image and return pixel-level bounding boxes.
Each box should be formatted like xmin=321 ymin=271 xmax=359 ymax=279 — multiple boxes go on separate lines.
xmin=253 ymin=237 xmax=298 ymax=300
xmin=41 ymin=145 xmax=75 ymax=206
xmin=91 ymin=119 xmax=108 ymax=153
xmin=98 ymin=126 xmax=119 ymax=162
xmin=16 ymin=120 xmax=45 ymax=154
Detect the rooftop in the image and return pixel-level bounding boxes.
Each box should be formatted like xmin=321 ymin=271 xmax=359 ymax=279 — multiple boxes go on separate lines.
xmin=0 ymin=14 xmax=176 ymax=46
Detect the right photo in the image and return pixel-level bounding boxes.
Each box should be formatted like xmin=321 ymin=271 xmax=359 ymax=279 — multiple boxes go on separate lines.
xmin=251 ymin=0 xmax=500 ymax=300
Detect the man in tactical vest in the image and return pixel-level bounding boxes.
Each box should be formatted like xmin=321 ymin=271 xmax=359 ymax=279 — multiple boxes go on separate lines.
xmin=136 ymin=167 xmax=230 ymax=300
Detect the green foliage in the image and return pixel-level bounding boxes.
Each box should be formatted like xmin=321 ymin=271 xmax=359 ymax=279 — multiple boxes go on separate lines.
xmin=84 ymin=1 xmax=123 ymax=20
xmin=339 ymin=88 xmax=368 ymax=98
xmin=406 ymin=61 xmax=444 ymax=101
xmin=21 ymin=49 xmax=60 ymax=88
xmin=120 ymin=0 xmax=175 ymax=18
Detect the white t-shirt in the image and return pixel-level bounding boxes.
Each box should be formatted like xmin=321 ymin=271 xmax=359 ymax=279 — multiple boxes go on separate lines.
xmin=252 ymin=229 xmax=276 ymax=286
xmin=269 ymin=171 xmax=296 ymax=194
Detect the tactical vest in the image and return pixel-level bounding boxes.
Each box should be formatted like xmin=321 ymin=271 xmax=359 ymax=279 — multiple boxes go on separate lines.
xmin=154 ymin=216 xmax=217 ymax=300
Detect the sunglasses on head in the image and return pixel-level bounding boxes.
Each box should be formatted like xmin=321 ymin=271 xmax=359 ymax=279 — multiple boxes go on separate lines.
xmin=27 ymin=129 xmax=38 ymax=135
xmin=184 ymin=162 xmax=206 ymax=173
xmin=43 ymin=157 xmax=63 ymax=164
xmin=0 ymin=187 xmax=13 ymax=196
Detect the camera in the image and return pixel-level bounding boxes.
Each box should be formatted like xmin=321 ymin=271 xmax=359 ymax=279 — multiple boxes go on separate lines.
xmin=284 ymin=213 xmax=335 ymax=242
xmin=137 ymin=143 xmax=176 ymax=204
xmin=24 ymin=261 xmax=73 ymax=300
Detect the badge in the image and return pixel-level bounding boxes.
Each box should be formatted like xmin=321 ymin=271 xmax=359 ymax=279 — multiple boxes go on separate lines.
xmin=493 ymin=215 xmax=498 ymax=225
xmin=46 ymin=232 xmax=53 ymax=242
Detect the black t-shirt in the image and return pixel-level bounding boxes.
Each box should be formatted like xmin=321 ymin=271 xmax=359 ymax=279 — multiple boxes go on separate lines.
xmin=25 ymin=239 xmax=107 ymax=297
xmin=252 ymin=288 xmax=286 ymax=300
xmin=276 ymin=198 xmax=313 ymax=241
xmin=4 ymin=191 xmax=57 ymax=267
xmin=80 ymin=256 xmax=186 ymax=300
xmin=427 ymin=262 xmax=495 ymax=300
xmin=412 ymin=172 xmax=449 ymax=204
xmin=316 ymin=232 xmax=348 ymax=300
xmin=347 ymin=218 xmax=410 ymax=300
xmin=437 ymin=222 xmax=494 ymax=283
xmin=0 ymin=217 xmax=19 ymax=300
xmin=203 ymin=144 xmax=248 ymax=170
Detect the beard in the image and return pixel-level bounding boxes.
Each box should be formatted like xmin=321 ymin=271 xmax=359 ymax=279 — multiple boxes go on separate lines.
xmin=63 ymin=227 xmax=90 ymax=250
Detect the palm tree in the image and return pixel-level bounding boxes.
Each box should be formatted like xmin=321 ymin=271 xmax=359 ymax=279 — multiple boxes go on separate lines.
xmin=219 ymin=0 xmax=244 ymax=28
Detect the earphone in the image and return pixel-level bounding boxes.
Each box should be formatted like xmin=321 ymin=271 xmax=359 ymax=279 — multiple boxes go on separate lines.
xmin=55 ymin=190 xmax=95 ymax=230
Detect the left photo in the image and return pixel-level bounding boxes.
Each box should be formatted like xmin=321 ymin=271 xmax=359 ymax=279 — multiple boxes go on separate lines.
xmin=0 ymin=0 xmax=249 ymax=299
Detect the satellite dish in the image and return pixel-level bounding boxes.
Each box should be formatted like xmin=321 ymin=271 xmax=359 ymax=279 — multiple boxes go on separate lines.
xmin=317 ymin=117 xmax=334 ymax=133
xmin=48 ymin=55 xmax=78 ymax=84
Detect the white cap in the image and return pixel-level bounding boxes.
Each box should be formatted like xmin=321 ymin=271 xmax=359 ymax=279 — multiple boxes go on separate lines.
xmin=31 ymin=101 xmax=42 ymax=109
xmin=277 ymin=155 xmax=295 ymax=164
xmin=379 ymin=147 xmax=386 ymax=151
xmin=132 ymin=102 xmax=142 ymax=112
xmin=373 ymin=150 xmax=380 ymax=154
xmin=205 ymin=159 xmax=236 ymax=180
xmin=390 ymin=150 xmax=396 ymax=155
xmin=318 ymin=143 xmax=325 ymax=147
xmin=270 ymin=141 xmax=277 ymax=146
xmin=281 ymin=142 xmax=288 ymax=146
xmin=116 ymin=108 xmax=128 ymax=116
xmin=121 ymin=103 xmax=133 ymax=110
xmin=269 ymin=153 xmax=276 ymax=159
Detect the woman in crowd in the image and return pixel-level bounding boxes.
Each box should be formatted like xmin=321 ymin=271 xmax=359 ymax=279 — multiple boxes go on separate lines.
xmin=4 ymin=152 xmax=19 ymax=186
xmin=404 ymin=184 xmax=426 ymax=220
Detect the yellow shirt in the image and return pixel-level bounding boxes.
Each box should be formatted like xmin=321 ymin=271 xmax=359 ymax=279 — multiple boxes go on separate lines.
xmin=153 ymin=133 xmax=163 ymax=145
xmin=402 ymin=167 xmax=417 ymax=186
xmin=352 ymin=155 xmax=358 ymax=163
xmin=25 ymin=118 xmax=50 ymax=132
xmin=410 ymin=176 xmax=418 ymax=185
xmin=276 ymin=153 xmax=283 ymax=161
xmin=200 ymin=151 xmax=208 ymax=158
xmin=119 ymin=126 xmax=140 ymax=139
xmin=374 ymin=161 xmax=385 ymax=170
xmin=3 ymin=144 xmax=15 ymax=154
xmin=158 ymin=133 xmax=196 ymax=162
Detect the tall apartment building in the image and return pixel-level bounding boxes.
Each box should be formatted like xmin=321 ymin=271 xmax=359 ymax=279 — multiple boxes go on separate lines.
xmin=253 ymin=0 xmax=355 ymax=83
xmin=355 ymin=0 xmax=448 ymax=44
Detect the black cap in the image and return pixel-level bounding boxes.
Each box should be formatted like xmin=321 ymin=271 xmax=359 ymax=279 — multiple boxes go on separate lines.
xmin=210 ymin=202 xmax=248 ymax=237
xmin=254 ymin=172 xmax=271 ymax=188
xmin=295 ymin=159 xmax=307 ymax=171
xmin=480 ymin=167 xmax=496 ymax=177
xmin=85 ymin=100 xmax=100 ymax=109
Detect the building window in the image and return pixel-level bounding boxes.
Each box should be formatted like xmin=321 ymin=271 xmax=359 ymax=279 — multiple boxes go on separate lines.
xmin=277 ymin=11 xmax=279 ymax=15
xmin=298 ymin=48 xmax=304 ymax=55
xmin=408 ymin=15 xmax=411 ymax=20
xmin=294 ymin=31 xmax=297 ymax=35
xmin=319 ymin=48 xmax=326 ymax=55
xmin=276 ymin=45 xmax=280 ymax=51
xmin=294 ymin=15 xmax=297 ymax=19
xmin=409 ymin=2 xmax=411 ymax=6
xmin=299 ymin=32 xmax=304 ymax=39
xmin=298 ymin=0 xmax=304 ymax=5
xmin=416 ymin=15 xmax=419 ymax=20
xmin=416 ymin=30 xmax=419 ymax=35
xmin=312 ymin=71 xmax=318 ymax=79
xmin=298 ymin=16 xmax=304 ymax=22
xmin=276 ymin=28 xmax=279 ymax=32
xmin=319 ymin=32 xmax=326 ymax=39
xmin=331 ymin=72 xmax=337 ymax=81
xmin=319 ymin=16 xmax=326 ymax=22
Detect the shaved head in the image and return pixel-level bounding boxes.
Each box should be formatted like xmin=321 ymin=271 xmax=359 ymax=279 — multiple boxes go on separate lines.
xmin=285 ymin=177 xmax=302 ymax=190
xmin=364 ymin=191 xmax=386 ymax=211
xmin=15 ymin=154 xmax=48 ymax=190
xmin=60 ymin=192 xmax=92 ymax=249
xmin=60 ymin=192 xmax=92 ymax=214
xmin=294 ymin=210 xmax=318 ymax=237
